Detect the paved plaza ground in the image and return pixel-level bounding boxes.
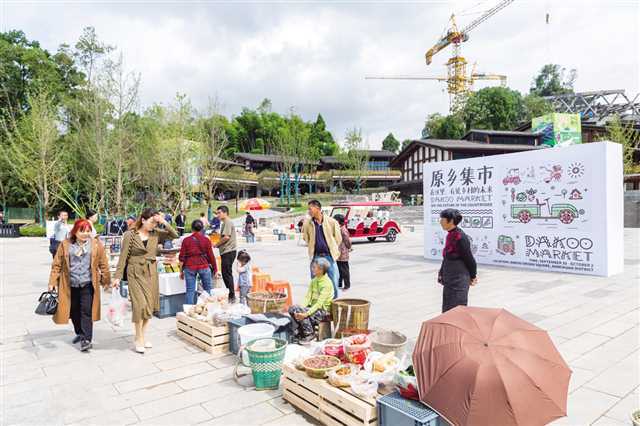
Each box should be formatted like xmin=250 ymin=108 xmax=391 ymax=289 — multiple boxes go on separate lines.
xmin=1 ymin=227 xmax=639 ymax=425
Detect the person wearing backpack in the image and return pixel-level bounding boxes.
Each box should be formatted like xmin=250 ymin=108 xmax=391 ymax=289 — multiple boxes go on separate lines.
xmin=178 ymin=220 xmax=218 ymax=304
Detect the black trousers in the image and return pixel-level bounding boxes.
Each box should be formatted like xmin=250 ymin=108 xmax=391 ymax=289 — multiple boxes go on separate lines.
xmin=337 ymin=261 xmax=350 ymax=289
xmin=70 ymin=284 xmax=94 ymax=341
xmin=221 ymin=250 xmax=237 ymax=301
xmin=288 ymin=306 xmax=329 ymax=338
xmin=442 ymin=286 xmax=469 ymax=313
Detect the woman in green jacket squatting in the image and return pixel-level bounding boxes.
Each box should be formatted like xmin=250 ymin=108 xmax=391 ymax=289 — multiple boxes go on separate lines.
xmin=289 ymin=257 xmax=334 ymax=342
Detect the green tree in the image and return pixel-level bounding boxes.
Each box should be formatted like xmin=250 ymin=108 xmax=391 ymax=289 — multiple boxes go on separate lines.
xmin=0 ymin=30 xmax=84 ymax=122
xmin=1 ymin=90 xmax=66 ymax=222
xmin=423 ymin=113 xmax=465 ymax=139
xmin=381 ymin=132 xmax=400 ymax=153
xmin=522 ymin=93 xmax=554 ymax=121
xmin=401 ymin=139 xmax=412 ymax=151
xmin=309 ymin=114 xmax=337 ymax=156
xmin=530 ymin=64 xmax=576 ymax=97
xmin=195 ymin=99 xmax=231 ymax=219
xmin=602 ymin=116 xmax=640 ymax=174
xmin=273 ymin=113 xmax=311 ymax=206
xmin=339 ymin=127 xmax=369 ymax=193
xmin=462 ymin=87 xmax=525 ymax=131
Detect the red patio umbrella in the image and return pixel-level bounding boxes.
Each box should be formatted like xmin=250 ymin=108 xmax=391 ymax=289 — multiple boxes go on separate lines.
xmin=239 ymin=198 xmax=271 ymax=211
xmin=413 ymin=306 xmax=571 ymax=426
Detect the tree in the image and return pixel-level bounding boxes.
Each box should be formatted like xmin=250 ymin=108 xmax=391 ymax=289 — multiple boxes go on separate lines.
xmin=103 ymin=52 xmax=141 ymax=214
xmin=522 ymin=93 xmax=554 ymax=121
xmin=0 ymin=30 xmax=84 ymax=122
xmin=422 ymin=113 xmax=465 ymax=139
xmin=401 ymin=139 xmax=412 ymax=151
xmin=218 ymin=166 xmax=251 ymax=213
xmin=602 ymin=116 xmax=640 ymax=174
xmin=257 ymin=169 xmax=279 ymax=195
xmin=196 ymin=98 xmax=231 ymax=219
xmin=530 ymin=64 xmax=576 ymax=97
xmin=339 ymin=127 xmax=369 ymax=193
xmin=309 ymin=114 xmax=337 ymax=156
xmin=462 ymin=87 xmax=525 ymax=131
xmin=1 ymin=90 xmax=65 ymax=222
xmin=273 ymin=113 xmax=311 ymax=206
xmin=381 ymin=132 xmax=400 ymax=153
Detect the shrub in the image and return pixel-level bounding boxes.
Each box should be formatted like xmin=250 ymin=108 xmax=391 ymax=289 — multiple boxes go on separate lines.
xmin=95 ymin=223 xmax=105 ymax=235
xmin=19 ymin=224 xmax=46 ymax=237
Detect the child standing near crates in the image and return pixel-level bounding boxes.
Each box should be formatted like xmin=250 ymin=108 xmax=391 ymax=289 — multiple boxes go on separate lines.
xmin=236 ymin=250 xmax=252 ymax=305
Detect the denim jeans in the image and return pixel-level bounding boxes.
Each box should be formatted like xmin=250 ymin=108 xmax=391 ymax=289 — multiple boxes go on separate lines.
xmin=184 ymin=268 xmax=212 ymax=305
xmin=310 ymin=255 xmax=339 ymax=298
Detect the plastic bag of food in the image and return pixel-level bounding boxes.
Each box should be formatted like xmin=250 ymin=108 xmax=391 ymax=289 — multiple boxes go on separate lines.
xmin=197 ymin=291 xmax=210 ymax=306
xmin=363 ymin=351 xmax=399 ymax=386
xmin=106 ymin=288 xmax=127 ymax=327
xmin=323 ymin=339 xmax=345 ymax=361
xmin=284 ymin=344 xmax=310 ymax=367
xmin=350 ymin=379 xmax=378 ymax=399
xmin=344 ymin=334 xmax=372 ymax=365
xmin=327 ymin=364 xmax=360 ymax=388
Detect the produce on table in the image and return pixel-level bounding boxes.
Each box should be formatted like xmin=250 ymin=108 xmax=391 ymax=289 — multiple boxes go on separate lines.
xmin=344 ymin=334 xmax=372 ymax=365
xmin=327 ymin=364 xmax=360 ymax=388
xmin=350 ymin=379 xmax=379 ymax=399
xmin=394 ymin=365 xmax=419 ymax=400
xmin=372 ymin=351 xmax=399 ymax=373
xmin=303 ymin=355 xmax=341 ymax=379
xmin=323 ymin=339 xmax=345 ymax=361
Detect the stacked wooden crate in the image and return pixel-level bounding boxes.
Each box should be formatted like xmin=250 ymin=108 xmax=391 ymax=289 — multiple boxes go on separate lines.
xmin=282 ymin=364 xmax=378 ymax=426
xmin=175 ymin=312 xmax=230 ymax=354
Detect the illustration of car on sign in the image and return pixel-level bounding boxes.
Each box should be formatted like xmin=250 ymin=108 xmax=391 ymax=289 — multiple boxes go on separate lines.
xmin=497 ymin=235 xmax=515 ymax=255
xmin=502 ymin=169 xmax=521 ymax=186
xmin=511 ymin=197 xmax=584 ymax=224
xmin=330 ymin=201 xmax=402 ymax=242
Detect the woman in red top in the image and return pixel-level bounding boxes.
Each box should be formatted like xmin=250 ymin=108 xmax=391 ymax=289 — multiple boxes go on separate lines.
xmin=179 ymin=220 xmax=218 ymax=304
xmin=438 ymin=209 xmax=477 ymax=313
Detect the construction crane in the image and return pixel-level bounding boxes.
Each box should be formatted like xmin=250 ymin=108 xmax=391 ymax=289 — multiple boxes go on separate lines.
xmin=423 ymin=0 xmax=515 ymax=110
xmin=365 ymin=65 xmax=507 ymax=112
xmin=365 ymin=1 xmax=514 ymax=112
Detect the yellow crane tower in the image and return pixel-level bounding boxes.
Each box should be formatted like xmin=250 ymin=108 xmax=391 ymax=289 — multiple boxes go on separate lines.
xmin=366 ymin=0 xmax=514 ymax=112
xmin=425 ymin=0 xmax=515 ymax=110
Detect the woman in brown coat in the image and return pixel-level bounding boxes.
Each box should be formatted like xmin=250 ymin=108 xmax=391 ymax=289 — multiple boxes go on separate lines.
xmin=48 ymin=219 xmax=111 ymax=351
xmin=113 ymin=208 xmax=178 ymax=353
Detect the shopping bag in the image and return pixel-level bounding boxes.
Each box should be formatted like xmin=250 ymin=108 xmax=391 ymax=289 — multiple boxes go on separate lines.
xmin=106 ymin=288 xmax=127 ymax=327
xmin=35 ymin=290 xmax=58 ymax=315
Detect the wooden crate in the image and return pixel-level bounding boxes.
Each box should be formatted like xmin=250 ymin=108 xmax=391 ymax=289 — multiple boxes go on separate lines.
xmin=282 ymin=364 xmax=378 ymax=426
xmin=175 ymin=312 xmax=230 ymax=353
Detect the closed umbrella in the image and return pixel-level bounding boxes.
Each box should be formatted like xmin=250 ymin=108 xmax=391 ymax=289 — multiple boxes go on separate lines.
xmin=239 ymin=198 xmax=271 ymax=211
xmin=413 ymin=306 xmax=571 ymax=426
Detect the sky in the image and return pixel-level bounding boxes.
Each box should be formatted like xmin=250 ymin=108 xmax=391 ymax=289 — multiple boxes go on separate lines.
xmin=2 ymin=0 xmax=639 ymax=148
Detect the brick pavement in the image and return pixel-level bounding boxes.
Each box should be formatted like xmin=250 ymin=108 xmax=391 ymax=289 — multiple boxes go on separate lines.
xmin=1 ymin=227 xmax=638 ymax=425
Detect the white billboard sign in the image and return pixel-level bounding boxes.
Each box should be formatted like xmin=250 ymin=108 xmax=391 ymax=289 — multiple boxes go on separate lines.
xmin=423 ymin=142 xmax=623 ymax=277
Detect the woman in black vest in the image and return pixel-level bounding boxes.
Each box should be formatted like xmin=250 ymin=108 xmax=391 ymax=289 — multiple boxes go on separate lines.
xmin=438 ymin=209 xmax=477 ymax=313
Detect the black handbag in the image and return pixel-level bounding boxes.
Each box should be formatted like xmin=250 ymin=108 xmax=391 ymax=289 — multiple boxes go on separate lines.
xmin=35 ymin=290 xmax=59 ymax=315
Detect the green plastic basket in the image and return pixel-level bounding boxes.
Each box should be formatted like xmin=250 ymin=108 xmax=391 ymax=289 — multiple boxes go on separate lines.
xmin=246 ymin=337 xmax=287 ymax=390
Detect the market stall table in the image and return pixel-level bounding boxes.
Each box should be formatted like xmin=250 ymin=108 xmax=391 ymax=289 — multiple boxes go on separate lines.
xmin=282 ymin=364 xmax=383 ymax=426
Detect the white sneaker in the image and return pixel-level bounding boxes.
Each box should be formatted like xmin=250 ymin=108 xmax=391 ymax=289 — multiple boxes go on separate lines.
xmin=144 ymin=342 xmax=153 ymax=349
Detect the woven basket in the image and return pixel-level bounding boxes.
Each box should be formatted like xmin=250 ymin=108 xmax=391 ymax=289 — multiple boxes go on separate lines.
xmin=247 ymin=291 xmax=287 ymax=314
xmin=331 ymin=298 xmax=370 ymax=336
xmin=246 ymin=337 xmax=287 ymax=390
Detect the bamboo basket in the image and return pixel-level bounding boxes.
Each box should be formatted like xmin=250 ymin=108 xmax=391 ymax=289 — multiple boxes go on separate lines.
xmin=331 ymin=298 xmax=370 ymax=337
xmin=247 ymin=291 xmax=287 ymax=314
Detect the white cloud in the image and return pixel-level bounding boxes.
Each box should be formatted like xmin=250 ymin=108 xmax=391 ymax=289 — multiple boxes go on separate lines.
xmin=3 ymin=0 xmax=637 ymax=148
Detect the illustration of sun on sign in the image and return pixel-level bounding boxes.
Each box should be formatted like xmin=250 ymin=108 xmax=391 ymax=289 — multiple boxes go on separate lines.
xmin=568 ymin=162 xmax=585 ymax=179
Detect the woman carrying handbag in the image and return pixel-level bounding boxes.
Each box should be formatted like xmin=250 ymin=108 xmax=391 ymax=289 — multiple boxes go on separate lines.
xmin=47 ymin=219 xmax=111 ymax=352
xmin=112 ymin=208 xmax=178 ymax=353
